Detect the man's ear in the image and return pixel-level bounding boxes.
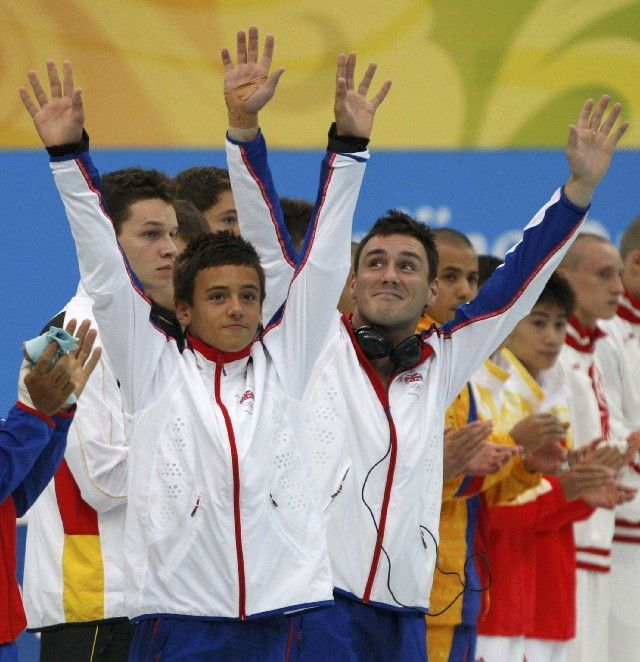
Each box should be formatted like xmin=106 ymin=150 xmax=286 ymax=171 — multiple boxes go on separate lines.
xmin=349 ymin=270 xmax=357 ymax=300
xmin=424 ymin=277 xmax=439 ymax=311
xmin=174 ymin=300 xmax=192 ymax=327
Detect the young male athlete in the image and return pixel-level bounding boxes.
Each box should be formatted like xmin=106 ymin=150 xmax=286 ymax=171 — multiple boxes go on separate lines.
xmin=20 ymin=28 xmax=389 ymax=660
xmin=230 ymin=75 xmax=628 ymax=659
xmin=1 ymin=320 xmax=100 ymax=661
xmin=21 ymin=166 xmax=185 ymax=662
xmin=557 ymin=233 xmax=640 ymax=662
xmin=597 ymin=217 xmax=640 ymax=662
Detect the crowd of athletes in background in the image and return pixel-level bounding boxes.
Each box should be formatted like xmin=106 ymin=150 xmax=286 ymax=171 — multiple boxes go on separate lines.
xmin=1 ymin=24 xmax=639 ymax=662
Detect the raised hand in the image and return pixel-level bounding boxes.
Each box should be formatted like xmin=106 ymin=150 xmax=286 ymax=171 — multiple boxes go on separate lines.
xmin=23 ymin=319 xmax=101 ymax=415
xmin=565 ymin=95 xmax=629 ymax=207
xmin=19 ymin=60 xmax=84 ymax=147
xmin=57 ymin=319 xmax=101 ymax=399
xmin=221 ymin=26 xmax=285 ymax=136
xmin=334 ymin=52 xmax=392 ymax=139
xmin=442 ymin=420 xmax=493 ymax=479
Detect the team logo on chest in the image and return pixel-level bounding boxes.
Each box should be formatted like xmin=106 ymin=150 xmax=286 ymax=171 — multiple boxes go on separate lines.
xmin=237 ymin=388 xmax=255 ymax=414
xmin=397 ymin=372 xmax=425 ymax=398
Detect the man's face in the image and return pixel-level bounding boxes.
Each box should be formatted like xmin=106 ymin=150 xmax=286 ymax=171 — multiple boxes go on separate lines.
xmin=175 ymin=264 xmax=262 ymax=352
xmin=562 ymin=241 xmax=624 ymax=324
xmin=204 ymin=190 xmax=239 ymax=235
xmin=350 ymin=233 xmax=437 ymax=337
xmin=117 ymin=198 xmax=178 ymax=305
xmin=429 ymin=242 xmax=479 ymax=323
xmin=504 ymin=302 xmax=568 ymax=378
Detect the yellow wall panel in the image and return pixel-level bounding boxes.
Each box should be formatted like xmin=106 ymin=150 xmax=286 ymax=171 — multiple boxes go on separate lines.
xmin=2 ymin=0 xmax=639 ymax=147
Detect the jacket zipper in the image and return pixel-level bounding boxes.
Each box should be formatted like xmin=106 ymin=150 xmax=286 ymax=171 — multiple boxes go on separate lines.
xmin=362 ymin=387 xmax=399 ymax=603
xmin=214 ymin=358 xmax=247 ymax=619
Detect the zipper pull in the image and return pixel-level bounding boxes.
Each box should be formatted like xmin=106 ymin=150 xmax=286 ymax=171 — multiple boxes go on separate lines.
xmin=191 ymin=495 xmax=201 ymax=517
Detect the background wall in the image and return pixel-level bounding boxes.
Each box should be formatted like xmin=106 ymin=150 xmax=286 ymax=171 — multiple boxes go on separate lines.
xmin=2 ymin=2 xmax=639 ymax=658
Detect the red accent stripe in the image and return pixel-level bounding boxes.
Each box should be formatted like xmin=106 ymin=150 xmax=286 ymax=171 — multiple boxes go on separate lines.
xmin=54 ymin=459 xmax=99 ymax=535
xmin=214 ymin=361 xmax=246 ymax=619
xmin=15 ymin=401 xmax=56 ymax=428
xmin=341 ymin=316 xmax=434 ymax=602
xmin=613 ymin=535 xmax=640 ymax=544
xmin=55 ymin=408 xmax=75 ymax=419
xmin=260 ymin=154 xmax=336 ymax=338
xmin=576 ymin=546 xmax=611 ymax=557
xmin=576 ymin=561 xmax=610 ymax=573
xmin=341 ymin=317 xmax=397 ymax=603
xmin=238 ymin=145 xmax=296 ymax=269
xmin=284 ymin=618 xmax=295 ymax=661
xmin=615 ymin=519 xmax=640 ymax=529
xmin=294 ymin=153 xmax=336 ymax=277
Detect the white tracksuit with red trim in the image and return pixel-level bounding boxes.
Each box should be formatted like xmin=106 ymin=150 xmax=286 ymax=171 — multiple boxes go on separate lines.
xmin=597 ymin=293 xmax=640 ymax=662
xmin=235 ymin=168 xmax=589 ymax=611
xmin=48 ymin=133 xmax=365 ymax=621
xmin=559 ymin=317 xmax=622 ymax=662
xmin=559 ymin=318 xmax=616 ymax=573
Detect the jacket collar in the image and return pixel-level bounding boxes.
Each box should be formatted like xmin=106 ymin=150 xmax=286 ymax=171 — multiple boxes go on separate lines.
xmin=565 ymin=315 xmax=606 ymax=354
xmin=617 ymin=289 xmax=640 ymax=325
xmin=186 ymin=332 xmax=253 ymax=365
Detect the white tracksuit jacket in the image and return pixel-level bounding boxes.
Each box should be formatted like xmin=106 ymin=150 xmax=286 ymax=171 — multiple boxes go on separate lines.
xmin=23 ymin=286 xmax=129 ymax=628
xmin=49 ymin=133 xmax=366 ymax=620
xmin=559 ymin=316 xmax=622 ymax=572
xmin=235 ymin=163 xmax=589 ymax=612
xmin=597 ymin=292 xmax=640 ymax=538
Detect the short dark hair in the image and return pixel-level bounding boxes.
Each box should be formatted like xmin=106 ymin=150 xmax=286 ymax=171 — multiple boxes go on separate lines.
xmin=101 ymin=167 xmax=175 ymax=236
xmin=173 ymin=232 xmax=266 ymax=305
xmin=354 ymin=210 xmax=438 ymax=281
xmin=478 ymin=254 xmax=504 ymax=287
xmin=174 ymin=166 xmax=231 ymax=213
xmin=174 ymin=199 xmax=210 ymax=245
xmin=433 ymin=227 xmax=474 ymax=250
xmin=281 ymin=197 xmax=313 ymax=251
xmin=537 ymin=272 xmax=575 ymax=317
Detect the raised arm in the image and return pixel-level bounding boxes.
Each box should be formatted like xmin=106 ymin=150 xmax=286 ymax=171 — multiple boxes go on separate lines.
xmin=437 ymin=96 xmax=629 ymax=403
xmin=222 ymin=28 xmax=295 ymax=322
xmin=20 ymin=61 xmax=174 ymax=413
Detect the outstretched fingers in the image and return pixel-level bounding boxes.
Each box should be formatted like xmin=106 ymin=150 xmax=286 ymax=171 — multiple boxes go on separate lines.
xmin=47 ymin=60 xmax=62 ymax=98
xmin=345 ymin=52 xmax=356 ymax=91
xmin=236 ymin=29 xmax=248 ymax=64
xmin=588 ymin=94 xmax=610 ymax=131
xmin=62 ymin=60 xmax=75 ymax=97
xmin=27 ymin=69 xmax=49 ymax=108
xmin=370 ymin=79 xmax=392 ymax=110
xmin=260 ymin=33 xmax=275 ymax=70
xmin=247 ymin=25 xmax=259 ymax=64
xmin=19 ymin=86 xmax=39 ymax=118
xmin=357 ymin=63 xmax=377 ymax=96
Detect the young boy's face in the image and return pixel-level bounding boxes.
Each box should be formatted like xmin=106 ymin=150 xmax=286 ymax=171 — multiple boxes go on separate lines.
xmin=504 ymin=301 xmax=568 ymax=378
xmin=175 ymin=264 xmax=262 ymax=352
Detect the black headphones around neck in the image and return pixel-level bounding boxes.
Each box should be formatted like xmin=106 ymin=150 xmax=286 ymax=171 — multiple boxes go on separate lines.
xmin=353 ymin=325 xmax=423 ymax=370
